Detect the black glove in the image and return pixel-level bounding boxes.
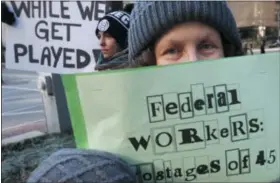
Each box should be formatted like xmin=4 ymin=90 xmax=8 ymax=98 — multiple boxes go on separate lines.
xmin=1 ymin=2 xmax=16 ymax=26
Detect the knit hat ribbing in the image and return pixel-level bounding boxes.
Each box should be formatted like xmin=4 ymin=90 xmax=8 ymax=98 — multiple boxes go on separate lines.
xmin=27 ymin=148 xmax=136 ymax=183
xmin=96 ymin=11 xmax=130 ymax=49
xmin=128 ymin=1 xmax=242 ymax=61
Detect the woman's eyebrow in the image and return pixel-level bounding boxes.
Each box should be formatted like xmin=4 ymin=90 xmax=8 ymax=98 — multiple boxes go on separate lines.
xmin=161 ymin=39 xmax=181 ymax=48
xmin=199 ymin=31 xmax=219 ymax=41
xmin=165 ymin=38 xmax=184 ymax=45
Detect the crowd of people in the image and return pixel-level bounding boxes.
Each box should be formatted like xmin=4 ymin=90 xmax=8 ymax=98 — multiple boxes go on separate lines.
xmin=1 ymin=1 xmax=277 ymax=182
xmin=93 ymin=1 xmax=245 ymax=73
xmin=28 ymin=1 xmax=245 ymax=182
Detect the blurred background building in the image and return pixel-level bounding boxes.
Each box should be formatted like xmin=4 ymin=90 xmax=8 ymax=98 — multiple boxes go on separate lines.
xmin=227 ymin=1 xmax=280 ymax=47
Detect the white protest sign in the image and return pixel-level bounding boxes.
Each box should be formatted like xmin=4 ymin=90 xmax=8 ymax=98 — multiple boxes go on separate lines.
xmin=5 ymin=1 xmax=109 ymax=73
xmin=63 ymin=53 xmax=280 ymax=182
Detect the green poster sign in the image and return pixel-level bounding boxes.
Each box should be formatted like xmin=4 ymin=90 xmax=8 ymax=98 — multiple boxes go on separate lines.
xmin=62 ymin=52 xmax=280 ymax=182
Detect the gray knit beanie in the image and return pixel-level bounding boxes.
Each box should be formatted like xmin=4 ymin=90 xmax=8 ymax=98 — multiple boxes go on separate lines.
xmin=27 ymin=148 xmax=136 ymax=183
xmin=128 ymin=1 xmax=242 ymax=61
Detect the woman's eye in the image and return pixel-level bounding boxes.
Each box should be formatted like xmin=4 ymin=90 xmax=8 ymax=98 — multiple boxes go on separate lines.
xmin=161 ymin=47 xmax=181 ymax=61
xmin=198 ymin=42 xmax=217 ymax=50
xmin=164 ymin=48 xmax=179 ymax=55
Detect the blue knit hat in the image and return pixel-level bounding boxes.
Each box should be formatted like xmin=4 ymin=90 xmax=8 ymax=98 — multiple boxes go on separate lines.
xmin=27 ymin=148 xmax=136 ymax=183
xmin=128 ymin=1 xmax=242 ymax=61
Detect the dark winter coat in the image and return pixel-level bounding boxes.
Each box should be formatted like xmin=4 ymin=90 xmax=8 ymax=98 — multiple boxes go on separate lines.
xmin=95 ymin=49 xmax=129 ymax=71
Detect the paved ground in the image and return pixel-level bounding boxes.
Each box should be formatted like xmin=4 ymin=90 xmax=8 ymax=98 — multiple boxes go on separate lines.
xmin=2 ymin=69 xmax=47 ymax=140
xmin=1 ymin=69 xmax=75 ymax=183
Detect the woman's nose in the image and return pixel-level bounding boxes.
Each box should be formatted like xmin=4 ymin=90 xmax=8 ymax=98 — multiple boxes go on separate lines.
xmin=179 ymin=48 xmax=198 ymax=63
xmin=99 ymin=37 xmax=105 ymax=47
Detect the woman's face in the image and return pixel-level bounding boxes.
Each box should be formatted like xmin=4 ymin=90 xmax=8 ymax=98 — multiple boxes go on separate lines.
xmin=154 ymin=22 xmax=224 ymax=65
xmin=97 ymin=32 xmax=120 ymax=59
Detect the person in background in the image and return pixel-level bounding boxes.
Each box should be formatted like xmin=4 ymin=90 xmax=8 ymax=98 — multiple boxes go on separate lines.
xmin=244 ymin=43 xmax=254 ymax=55
xmin=249 ymin=43 xmax=254 ymax=55
xmin=1 ymin=1 xmax=16 ymax=84
xmin=277 ymin=37 xmax=280 ymax=44
xmin=243 ymin=43 xmax=248 ymax=55
xmin=94 ymin=9 xmax=131 ymax=71
xmin=260 ymin=39 xmax=266 ymax=54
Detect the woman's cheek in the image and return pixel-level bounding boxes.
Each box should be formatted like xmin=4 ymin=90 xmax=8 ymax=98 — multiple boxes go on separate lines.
xmin=157 ymin=57 xmax=177 ymax=65
xmin=212 ymin=49 xmax=224 ymax=59
xmin=200 ymin=49 xmax=224 ymax=59
xmin=166 ymin=54 xmax=181 ymax=62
